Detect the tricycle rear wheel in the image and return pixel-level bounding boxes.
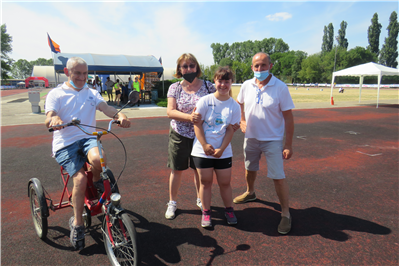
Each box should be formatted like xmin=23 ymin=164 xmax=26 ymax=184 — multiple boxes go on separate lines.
xmin=28 ymin=178 xmax=48 ymax=239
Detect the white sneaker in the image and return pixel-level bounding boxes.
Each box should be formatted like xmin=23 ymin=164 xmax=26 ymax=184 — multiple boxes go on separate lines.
xmin=165 ymin=201 xmax=177 ymax=220
xmin=196 ymin=198 xmax=203 ymax=211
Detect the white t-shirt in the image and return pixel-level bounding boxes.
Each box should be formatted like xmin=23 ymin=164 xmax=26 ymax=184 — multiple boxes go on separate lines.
xmin=237 ymin=76 xmax=295 ymax=141
xmin=191 ymin=94 xmax=241 ymax=159
xmin=45 ymin=82 xmax=106 ymax=154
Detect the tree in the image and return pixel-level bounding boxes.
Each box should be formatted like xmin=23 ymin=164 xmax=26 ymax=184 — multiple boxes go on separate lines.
xmin=210 ymin=37 xmax=289 ymax=65
xmin=327 ymin=23 xmax=334 ymax=52
xmin=367 ymin=13 xmax=382 ymax=56
xmin=11 ymin=59 xmax=32 ymax=79
xmin=232 ymin=60 xmax=252 ymax=83
xmin=321 ymin=23 xmax=334 ymax=53
xmin=298 ymin=54 xmax=322 ymax=83
xmin=219 ymin=57 xmax=233 ymax=67
xmin=379 ymin=11 xmax=399 ymax=68
xmin=291 ymin=51 xmax=307 ymax=83
xmin=31 ymin=58 xmax=53 ymax=66
xmin=338 ymin=21 xmax=348 ymax=49
xmin=1 ymin=24 xmax=13 ymax=81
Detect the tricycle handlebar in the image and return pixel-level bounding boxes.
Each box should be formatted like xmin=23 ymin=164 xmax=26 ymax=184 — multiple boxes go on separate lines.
xmin=49 ymin=118 xmax=119 ymax=135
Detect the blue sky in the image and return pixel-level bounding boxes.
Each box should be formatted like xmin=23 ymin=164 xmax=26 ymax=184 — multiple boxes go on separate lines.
xmin=2 ymin=0 xmax=398 ymax=69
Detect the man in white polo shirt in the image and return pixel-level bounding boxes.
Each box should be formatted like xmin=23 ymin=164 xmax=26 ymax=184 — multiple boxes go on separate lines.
xmin=233 ymin=52 xmax=295 ymax=234
xmin=45 ymin=57 xmax=131 ymax=250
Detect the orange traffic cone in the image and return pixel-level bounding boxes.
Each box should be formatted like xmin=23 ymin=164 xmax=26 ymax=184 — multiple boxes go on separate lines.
xmin=330 ymin=97 xmax=334 ymax=105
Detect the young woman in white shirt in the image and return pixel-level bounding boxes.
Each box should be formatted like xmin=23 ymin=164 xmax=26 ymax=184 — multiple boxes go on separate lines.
xmin=192 ymin=67 xmax=241 ymax=228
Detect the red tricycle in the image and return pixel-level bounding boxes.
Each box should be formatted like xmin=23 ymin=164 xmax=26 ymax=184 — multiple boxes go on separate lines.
xmin=28 ymin=117 xmax=140 ymax=266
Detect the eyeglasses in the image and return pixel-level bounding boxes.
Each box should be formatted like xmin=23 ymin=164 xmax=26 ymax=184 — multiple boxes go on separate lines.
xmin=180 ymin=64 xmax=196 ymax=70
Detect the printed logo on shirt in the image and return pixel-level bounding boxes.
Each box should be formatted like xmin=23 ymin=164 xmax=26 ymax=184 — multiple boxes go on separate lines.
xmin=208 ymin=104 xmax=216 ymax=107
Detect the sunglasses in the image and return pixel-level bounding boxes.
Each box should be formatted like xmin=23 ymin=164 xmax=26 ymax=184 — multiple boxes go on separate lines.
xmin=180 ymin=64 xmax=196 ymax=70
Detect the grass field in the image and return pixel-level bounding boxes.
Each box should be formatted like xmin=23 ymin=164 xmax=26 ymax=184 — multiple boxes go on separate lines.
xmin=156 ymin=85 xmax=398 ymax=107
xmin=231 ymin=85 xmax=398 ymax=103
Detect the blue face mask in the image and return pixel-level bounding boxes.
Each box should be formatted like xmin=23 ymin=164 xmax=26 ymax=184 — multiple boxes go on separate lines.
xmin=69 ymin=79 xmax=87 ymax=90
xmin=254 ymin=70 xmax=269 ymax=81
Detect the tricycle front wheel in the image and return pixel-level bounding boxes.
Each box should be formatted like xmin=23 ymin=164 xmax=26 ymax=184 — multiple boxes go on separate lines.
xmin=103 ymin=212 xmax=139 ymax=266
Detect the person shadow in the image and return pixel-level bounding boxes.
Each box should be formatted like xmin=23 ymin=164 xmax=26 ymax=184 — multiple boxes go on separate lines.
xmin=235 ymin=200 xmax=392 ymax=241
xmin=122 ymin=210 xmax=250 ymax=265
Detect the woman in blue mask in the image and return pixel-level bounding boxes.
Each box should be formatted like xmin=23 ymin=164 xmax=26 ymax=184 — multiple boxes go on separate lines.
xmin=164 ymin=53 xmax=216 ymax=220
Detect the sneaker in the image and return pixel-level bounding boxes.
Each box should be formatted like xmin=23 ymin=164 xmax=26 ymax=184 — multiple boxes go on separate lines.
xmin=201 ymin=209 xmax=212 ymax=228
xmin=94 ymin=178 xmax=117 ymax=195
xmin=196 ymin=198 xmax=203 ymax=211
xmin=165 ymin=201 xmax=177 ymax=220
xmin=224 ymin=207 xmax=237 ymax=225
xmin=69 ymin=216 xmax=85 ymax=250
xmin=278 ymin=216 xmax=292 ymax=234
xmin=233 ymin=192 xmax=257 ymax=204
xmin=93 ymin=179 xmax=104 ymax=194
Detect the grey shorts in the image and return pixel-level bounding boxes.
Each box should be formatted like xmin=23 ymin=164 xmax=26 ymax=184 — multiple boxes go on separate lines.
xmin=167 ymin=127 xmax=196 ymax=170
xmin=244 ymin=138 xmax=285 ymax=179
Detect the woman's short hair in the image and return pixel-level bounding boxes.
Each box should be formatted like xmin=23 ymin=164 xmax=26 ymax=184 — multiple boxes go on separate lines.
xmin=213 ymin=66 xmax=234 ymax=81
xmin=174 ymin=53 xmax=202 ymax=78
xmin=66 ymin=57 xmax=87 ymax=71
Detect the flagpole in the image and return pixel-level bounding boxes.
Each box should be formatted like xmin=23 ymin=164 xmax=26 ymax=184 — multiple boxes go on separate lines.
xmin=51 ymin=51 xmax=57 ymax=88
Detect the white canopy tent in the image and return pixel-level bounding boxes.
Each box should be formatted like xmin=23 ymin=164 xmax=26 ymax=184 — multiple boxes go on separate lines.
xmin=330 ymin=62 xmax=399 ymax=108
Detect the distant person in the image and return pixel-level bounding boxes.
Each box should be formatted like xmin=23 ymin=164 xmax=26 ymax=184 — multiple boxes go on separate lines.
xmin=121 ymin=82 xmax=128 ymax=104
xmin=192 ymin=66 xmax=241 ymax=228
xmin=128 ymin=77 xmax=133 ymax=96
xmin=93 ymin=78 xmax=101 ymax=94
xmin=105 ymin=77 xmax=114 ymax=103
xmin=94 ymin=76 xmax=102 ymax=94
xmin=132 ymin=76 xmax=141 ymax=107
xmin=114 ymin=79 xmax=122 ymax=106
xmin=164 ymin=53 xmax=216 ymax=220
xmin=339 ymin=87 xmax=344 ymax=93
xmin=87 ymin=79 xmax=93 ymax=89
xmin=233 ymin=52 xmax=295 ymax=235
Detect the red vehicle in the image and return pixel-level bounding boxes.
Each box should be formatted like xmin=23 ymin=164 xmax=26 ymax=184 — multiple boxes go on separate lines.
xmin=28 ymin=92 xmax=141 ymax=266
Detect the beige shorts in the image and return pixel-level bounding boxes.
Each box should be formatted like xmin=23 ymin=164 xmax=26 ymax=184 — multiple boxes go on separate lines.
xmin=244 ymin=138 xmax=285 ymax=179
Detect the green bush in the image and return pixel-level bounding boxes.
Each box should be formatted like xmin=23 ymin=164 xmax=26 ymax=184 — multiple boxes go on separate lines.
xmin=152 ymin=79 xmax=181 ymax=107
xmin=155 ymin=97 xmax=168 ymax=107
xmin=152 ymin=78 xmax=181 ymax=98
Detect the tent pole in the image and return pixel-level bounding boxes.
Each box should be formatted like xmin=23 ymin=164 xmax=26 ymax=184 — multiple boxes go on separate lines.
xmin=162 ymin=72 xmax=165 ymax=97
xmin=330 ymin=74 xmax=335 ymax=99
xmin=376 ymin=74 xmax=381 ymax=108
xmin=359 ymin=76 xmax=363 ymax=103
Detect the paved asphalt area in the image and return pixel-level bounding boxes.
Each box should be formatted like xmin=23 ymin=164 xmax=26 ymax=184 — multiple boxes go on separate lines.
xmin=1 ymin=89 xmax=398 ymax=265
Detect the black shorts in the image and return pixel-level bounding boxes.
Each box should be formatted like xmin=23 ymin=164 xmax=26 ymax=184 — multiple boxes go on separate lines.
xmin=192 ymin=156 xmax=232 ymax=170
xmin=115 ymin=90 xmax=121 ymax=95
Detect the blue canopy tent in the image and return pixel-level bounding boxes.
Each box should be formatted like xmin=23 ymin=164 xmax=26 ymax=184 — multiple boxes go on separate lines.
xmin=53 ymin=52 xmax=163 ymax=83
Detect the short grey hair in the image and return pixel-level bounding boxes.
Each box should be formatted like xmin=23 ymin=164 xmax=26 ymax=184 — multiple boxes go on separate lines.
xmin=253 ymin=52 xmax=271 ymax=64
xmin=66 ymin=57 xmax=87 ymax=71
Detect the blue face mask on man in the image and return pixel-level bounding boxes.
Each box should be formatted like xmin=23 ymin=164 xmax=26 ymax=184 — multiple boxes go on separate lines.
xmin=69 ymin=79 xmax=87 ymax=90
xmin=254 ymin=70 xmax=270 ymax=82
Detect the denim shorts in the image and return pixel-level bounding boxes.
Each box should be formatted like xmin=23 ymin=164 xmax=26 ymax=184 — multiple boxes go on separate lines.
xmin=244 ymin=138 xmax=285 ymax=179
xmin=55 ymin=138 xmax=98 ymax=177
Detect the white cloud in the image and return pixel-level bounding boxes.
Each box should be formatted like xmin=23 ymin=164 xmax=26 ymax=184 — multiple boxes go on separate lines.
xmin=1 ymin=2 xmax=214 ymax=69
xmin=265 ymin=12 xmax=292 ymax=22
